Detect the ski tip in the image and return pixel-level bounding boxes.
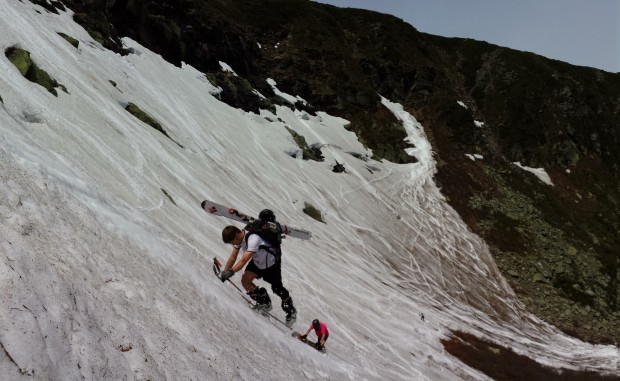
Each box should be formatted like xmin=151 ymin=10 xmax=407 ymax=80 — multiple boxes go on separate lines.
xmin=200 ymin=200 xmax=206 ymax=209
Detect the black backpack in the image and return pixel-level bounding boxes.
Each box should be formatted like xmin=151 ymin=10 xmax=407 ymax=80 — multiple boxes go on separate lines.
xmin=244 ymin=210 xmax=283 ymax=260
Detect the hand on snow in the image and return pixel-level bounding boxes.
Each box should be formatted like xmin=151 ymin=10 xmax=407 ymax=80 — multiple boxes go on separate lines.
xmin=220 ymin=269 xmax=234 ymax=282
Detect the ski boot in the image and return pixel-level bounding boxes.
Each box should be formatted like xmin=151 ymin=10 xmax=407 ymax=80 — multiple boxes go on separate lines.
xmin=282 ymin=297 xmax=296 ymax=327
xmin=249 ymin=287 xmax=272 ymax=314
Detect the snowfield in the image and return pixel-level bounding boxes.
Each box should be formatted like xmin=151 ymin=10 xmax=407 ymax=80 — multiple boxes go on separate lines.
xmin=0 ymin=1 xmax=617 ymax=380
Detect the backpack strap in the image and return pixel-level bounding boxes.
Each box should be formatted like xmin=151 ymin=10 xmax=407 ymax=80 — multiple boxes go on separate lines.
xmin=244 ymin=230 xmax=278 ymax=256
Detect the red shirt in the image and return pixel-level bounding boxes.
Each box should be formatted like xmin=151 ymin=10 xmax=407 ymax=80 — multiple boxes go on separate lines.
xmin=310 ymin=322 xmax=329 ymax=338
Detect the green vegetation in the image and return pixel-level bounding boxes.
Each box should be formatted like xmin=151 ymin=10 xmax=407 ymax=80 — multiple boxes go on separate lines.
xmin=206 ymin=72 xmax=275 ymax=114
xmin=57 ymin=32 xmax=79 ymax=49
xmin=125 ymin=102 xmax=183 ymax=148
xmin=303 ymin=202 xmax=325 ymax=223
xmin=161 ymin=188 xmax=177 ymax=205
xmin=285 ymin=127 xmax=324 ymax=161
xmin=462 ymin=162 xmax=619 ymax=344
xmin=5 ymin=47 xmax=67 ymax=97
xmin=125 ymin=103 xmax=162 ymax=132
xmin=89 ymin=30 xmax=105 ymax=46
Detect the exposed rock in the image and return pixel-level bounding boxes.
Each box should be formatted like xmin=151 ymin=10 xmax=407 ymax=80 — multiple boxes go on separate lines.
xmin=57 ymin=32 xmax=79 ymax=49
xmin=507 ymin=270 xmax=520 ymax=278
xmin=5 ymin=47 xmax=67 ymax=96
xmin=332 ymin=161 xmax=346 ymax=173
xmin=28 ymin=0 xmax=65 ymax=14
xmin=125 ymin=102 xmax=183 ymax=148
xmin=303 ymin=202 xmax=325 ymax=223
xmin=487 ymin=346 xmax=501 ymax=355
xmin=161 ymin=188 xmax=177 ymax=205
xmin=284 ymin=127 xmax=324 ymax=162
xmin=206 ymin=72 xmax=275 ymax=114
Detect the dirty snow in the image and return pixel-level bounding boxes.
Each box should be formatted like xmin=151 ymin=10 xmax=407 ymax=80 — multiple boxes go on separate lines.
xmin=0 ymin=2 xmax=616 ymax=380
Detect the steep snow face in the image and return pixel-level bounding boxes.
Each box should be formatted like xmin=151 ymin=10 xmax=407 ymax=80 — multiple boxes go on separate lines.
xmin=0 ymin=2 xmax=617 ymax=380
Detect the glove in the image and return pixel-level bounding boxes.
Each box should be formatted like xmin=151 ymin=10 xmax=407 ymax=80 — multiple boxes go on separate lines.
xmin=301 ymin=334 xmax=307 ymax=340
xmin=220 ymin=269 xmax=234 ymax=282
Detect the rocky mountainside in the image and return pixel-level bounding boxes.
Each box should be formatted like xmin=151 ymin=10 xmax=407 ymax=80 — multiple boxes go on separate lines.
xmin=50 ymin=0 xmax=619 ymax=344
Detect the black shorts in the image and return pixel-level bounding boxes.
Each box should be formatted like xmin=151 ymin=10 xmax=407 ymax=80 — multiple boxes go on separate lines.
xmin=245 ymin=260 xmax=282 ymax=285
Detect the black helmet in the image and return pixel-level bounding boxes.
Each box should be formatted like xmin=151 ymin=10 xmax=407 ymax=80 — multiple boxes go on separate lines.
xmin=259 ymin=209 xmax=275 ymax=222
xmin=312 ymin=319 xmax=320 ymax=329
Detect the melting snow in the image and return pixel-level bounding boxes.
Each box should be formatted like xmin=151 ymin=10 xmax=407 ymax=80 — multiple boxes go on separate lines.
xmin=465 ymin=154 xmax=484 ymax=161
xmin=0 ymin=1 xmax=615 ymax=380
xmin=267 ymin=78 xmax=308 ymax=106
xmin=218 ymin=61 xmax=238 ymax=76
xmin=513 ymin=162 xmax=554 ymax=186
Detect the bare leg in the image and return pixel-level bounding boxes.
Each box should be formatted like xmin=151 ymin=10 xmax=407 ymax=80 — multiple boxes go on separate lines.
xmin=241 ymin=271 xmax=258 ymax=292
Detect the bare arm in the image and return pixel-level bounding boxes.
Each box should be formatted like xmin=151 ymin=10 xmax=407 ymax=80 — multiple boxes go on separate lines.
xmin=223 ymin=246 xmax=240 ymax=272
xmin=230 ymin=250 xmax=254 ymax=273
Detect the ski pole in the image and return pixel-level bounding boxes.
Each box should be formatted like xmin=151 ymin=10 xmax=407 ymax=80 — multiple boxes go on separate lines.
xmin=212 ymin=257 xmax=291 ymax=329
xmin=213 ymin=258 xmax=254 ymax=305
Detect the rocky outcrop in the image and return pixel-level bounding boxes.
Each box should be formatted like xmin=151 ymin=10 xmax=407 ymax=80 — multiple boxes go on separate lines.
xmin=125 ymin=102 xmax=183 ymax=148
xmin=57 ymin=32 xmax=79 ymax=49
xmin=5 ymin=47 xmax=67 ymax=96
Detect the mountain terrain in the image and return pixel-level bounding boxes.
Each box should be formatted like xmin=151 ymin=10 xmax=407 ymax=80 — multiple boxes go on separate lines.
xmin=56 ymin=0 xmax=620 ymax=345
xmin=1 ymin=0 xmax=620 ymax=380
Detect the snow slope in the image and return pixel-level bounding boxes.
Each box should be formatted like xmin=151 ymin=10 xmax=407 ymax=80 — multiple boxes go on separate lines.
xmin=0 ymin=2 xmax=617 ymax=380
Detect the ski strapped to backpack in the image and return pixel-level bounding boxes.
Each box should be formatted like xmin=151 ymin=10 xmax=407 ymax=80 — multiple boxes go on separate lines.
xmin=200 ymin=200 xmax=312 ymax=240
